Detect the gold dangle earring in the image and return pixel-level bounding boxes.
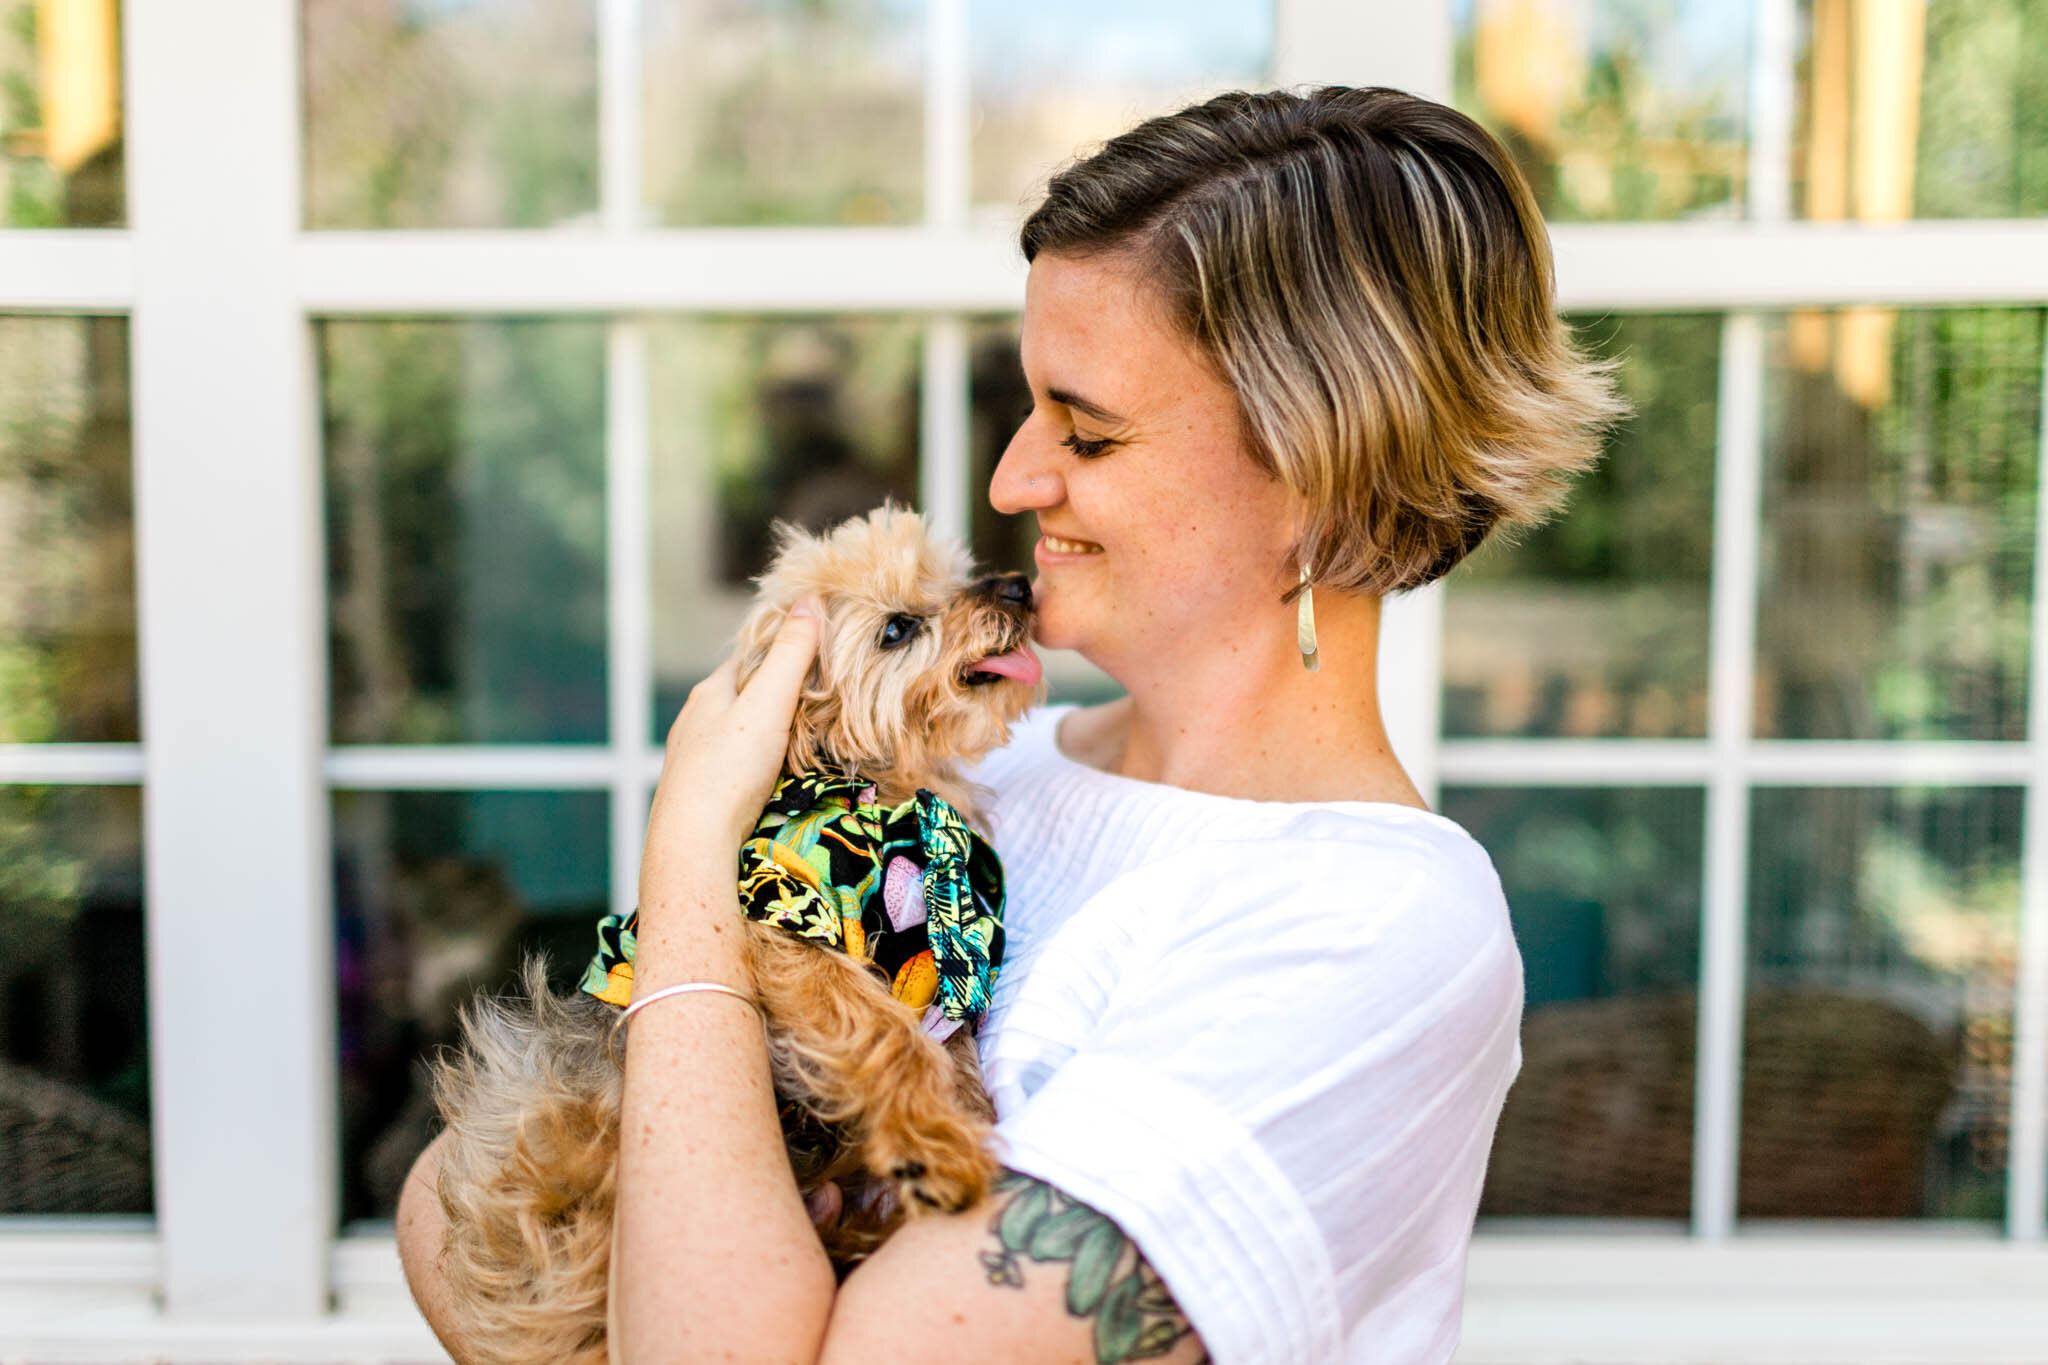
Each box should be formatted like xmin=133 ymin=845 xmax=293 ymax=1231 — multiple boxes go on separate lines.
xmin=1296 ymin=565 xmax=1320 ymax=672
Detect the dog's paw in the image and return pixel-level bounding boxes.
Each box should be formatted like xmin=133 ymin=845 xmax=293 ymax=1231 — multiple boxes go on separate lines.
xmin=868 ymin=1131 xmax=993 ymax=1215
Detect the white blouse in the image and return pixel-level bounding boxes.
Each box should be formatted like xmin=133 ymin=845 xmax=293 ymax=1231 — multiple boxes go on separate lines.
xmin=964 ymin=705 xmax=1524 ymax=1365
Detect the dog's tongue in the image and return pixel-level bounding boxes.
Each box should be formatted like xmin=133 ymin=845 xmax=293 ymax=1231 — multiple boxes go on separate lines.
xmin=974 ymin=648 xmax=1043 ymax=687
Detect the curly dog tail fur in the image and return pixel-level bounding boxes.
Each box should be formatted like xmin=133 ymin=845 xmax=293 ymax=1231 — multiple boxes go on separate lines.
xmin=429 ymin=956 xmax=618 ymax=1365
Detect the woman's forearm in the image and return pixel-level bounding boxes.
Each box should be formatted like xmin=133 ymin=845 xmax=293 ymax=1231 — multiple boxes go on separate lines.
xmin=611 ymin=855 xmax=837 ymax=1365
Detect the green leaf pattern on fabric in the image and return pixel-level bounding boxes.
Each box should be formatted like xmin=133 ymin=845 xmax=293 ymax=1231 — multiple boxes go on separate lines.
xmin=577 ymin=770 xmax=1005 ymax=1022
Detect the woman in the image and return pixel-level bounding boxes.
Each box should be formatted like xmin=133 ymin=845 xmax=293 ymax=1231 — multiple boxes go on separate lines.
xmin=398 ymin=84 xmax=1627 ymax=1364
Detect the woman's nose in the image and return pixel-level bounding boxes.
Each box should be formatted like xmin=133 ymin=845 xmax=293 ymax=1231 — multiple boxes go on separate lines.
xmin=988 ymin=418 xmax=1062 ymax=516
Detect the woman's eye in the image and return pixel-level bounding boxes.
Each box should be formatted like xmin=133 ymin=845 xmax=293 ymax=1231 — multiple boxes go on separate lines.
xmin=1062 ymin=432 xmax=1116 ymax=459
xmin=878 ymin=614 xmax=922 ymax=649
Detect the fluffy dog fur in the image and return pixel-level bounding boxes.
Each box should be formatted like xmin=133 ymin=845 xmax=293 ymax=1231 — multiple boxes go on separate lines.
xmin=427 ymin=506 xmax=1040 ymax=1365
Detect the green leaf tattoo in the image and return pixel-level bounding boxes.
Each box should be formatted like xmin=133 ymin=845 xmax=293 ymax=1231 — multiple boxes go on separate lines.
xmin=978 ymin=1170 xmax=1209 ymax=1364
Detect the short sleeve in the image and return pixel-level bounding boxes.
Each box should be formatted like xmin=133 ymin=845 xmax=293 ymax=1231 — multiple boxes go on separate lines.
xmin=987 ymin=826 xmax=1525 ymax=1365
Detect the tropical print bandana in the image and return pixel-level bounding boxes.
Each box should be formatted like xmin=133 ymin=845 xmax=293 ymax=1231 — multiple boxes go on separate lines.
xmin=578 ymin=771 xmax=1006 ymax=1032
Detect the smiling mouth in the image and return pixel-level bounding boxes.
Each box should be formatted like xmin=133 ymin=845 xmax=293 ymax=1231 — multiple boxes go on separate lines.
xmin=1041 ymin=534 xmax=1103 ymax=555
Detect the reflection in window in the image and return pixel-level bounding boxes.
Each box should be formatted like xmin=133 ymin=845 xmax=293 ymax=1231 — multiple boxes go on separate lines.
xmin=1445 ymin=786 xmax=1704 ymax=1220
xmin=322 ymin=318 xmax=608 ymax=745
xmin=1796 ymin=0 xmax=2048 ymax=221
xmin=969 ymin=0 xmax=1271 ymax=228
xmin=333 ymin=787 xmax=608 ymax=1224
xmin=647 ymin=316 xmax=920 ymax=738
xmin=1453 ymin=0 xmax=1750 ymax=222
xmin=1745 ymin=787 xmax=2018 ymax=1222
xmin=303 ymin=0 xmax=598 ymax=228
xmin=643 ymin=0 xmax=923 ymax=226
xmin=0 ymin=0 xmax=123 ymax=227
xmin=0 ymin=315 xmax=135 ymax=744
xmin=1444 ymin=313 xmax=1718 ymax=739
xmin=967 ymin=317 xmax=1034 ymax=582
xmin=1757 ymin=307 xmax=2044 ymax=741
xmin=0 ymin=784 xmax=148 ymax=1214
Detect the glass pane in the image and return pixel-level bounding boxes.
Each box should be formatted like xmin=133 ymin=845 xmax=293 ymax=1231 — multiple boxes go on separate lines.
xmin=0 ymin=315 xmax=135 ymax=744
xmin=966 ymin=315 xmax=1121 ymax=706
xmin=969 ymin=0 xmax=1272 ymax=228
xmin=1443 ymin=786 xmax=1704 ymax=1221
xmin=643 ymin=0 xmax=923 ymax=226
xmin=1453 ymin=0 xmax=1750 ymax=223
xmin=0 ymin=0 xmax=123 ymax=226
xmin=1756 ymin=307 xmax=2044 ymax=741
xmin=1444 ymin=313 xmax=1718 ymax=739
xmin=1745 ymin=786 xmax=2018 ymax=1222
xmin=1795 ymin=0 xmax=2048 ymax=221
xmin=646 ymin=315 xmax=922 ymax=740
xmin=0 ymin=784 xmax=148 ymax=1214
xmin=303 ymin=0 xmax=598 ymax=228
xmin=323 ymin=319 xmax=608 ymax=745
xmin=333 ymin=787 xmax=608 ymax=1223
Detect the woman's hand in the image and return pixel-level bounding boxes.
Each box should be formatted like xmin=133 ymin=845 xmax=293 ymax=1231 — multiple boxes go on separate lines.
xmin=647 ymin=600 xmax=821 ymax=858
xmin=634 ymin=602 xmax=820 ymax=949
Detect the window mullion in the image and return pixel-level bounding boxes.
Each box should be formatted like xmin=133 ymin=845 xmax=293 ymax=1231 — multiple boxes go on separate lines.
xmin=609 ymin=322 xmax=654 ymax=920
xmin=127 ymin=0 xmax=334 ymax=1315
xmin=599 ymin=0 xmax=644 ymax=230
xmin=926 ymin=0 xmax=968 ymax=233
xmin=1695 ymin=311 xmax=1767 ymax=1239
xmin=920 ymin=318 xmax=971 ymax=544
xmin=1274 ymin=0 xmax=1451 ymax=97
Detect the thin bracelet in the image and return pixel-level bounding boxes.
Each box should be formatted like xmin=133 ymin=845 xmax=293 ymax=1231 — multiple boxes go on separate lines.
xmin=609 ymin=980 xmax=764 ymax=1050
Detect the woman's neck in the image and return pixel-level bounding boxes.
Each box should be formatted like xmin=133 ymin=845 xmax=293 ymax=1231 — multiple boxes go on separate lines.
xmin=1060 ymin=591 xmax=1429 ymax=809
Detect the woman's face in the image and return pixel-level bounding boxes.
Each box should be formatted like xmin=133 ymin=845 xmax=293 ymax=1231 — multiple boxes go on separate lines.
xmin=989 ymin=250 xmax=1296 ymax=672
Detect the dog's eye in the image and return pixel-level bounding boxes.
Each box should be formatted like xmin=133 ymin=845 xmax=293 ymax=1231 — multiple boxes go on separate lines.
xmin=878 ymin=614 xmax=923 ymax=650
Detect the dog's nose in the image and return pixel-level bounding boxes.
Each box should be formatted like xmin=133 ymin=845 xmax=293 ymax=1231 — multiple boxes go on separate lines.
xmin=973 ymin=573 xmax=1032 ymax=608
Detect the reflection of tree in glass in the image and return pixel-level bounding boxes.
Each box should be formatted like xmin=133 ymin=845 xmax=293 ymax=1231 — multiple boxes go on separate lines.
xmin=0 ymin=316 xmax=135 ymax=744
xmin=1445 ymin=785 xmax=1704 ymax=1005
xmin=1455 ymin=0 xmax=1746 ymax=223
xmin=707 ymin=321 xmax=919 ymax=584
xmin=0 ymin=784 xmax=151 ymax=1214
xmin=304 ymin=0 xmax=596 ymax=228
xmin=322 ymin=319 xmax=607 ymax=744
xmin=1444 ymin=313 xmax=1715 ymax=739
xmin=968 ymin=318 xmax=1036 ymax=579
xmin=644 ymin=0 xmax=922 ymax=226
xmin=1 ymin=0 xmax=122 ymax=227
xmin=1746 ymin=785 xmax=2018 ymax=1220
xmin=1887 ymin=0 xmax=2047 ymax=218
xmin=1759 ymin=308 xmax=2043 ymax=740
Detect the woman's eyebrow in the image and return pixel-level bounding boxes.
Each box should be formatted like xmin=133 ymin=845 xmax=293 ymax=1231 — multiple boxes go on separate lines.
xmin=1045 ymin=385 xmax=1126 ymax=425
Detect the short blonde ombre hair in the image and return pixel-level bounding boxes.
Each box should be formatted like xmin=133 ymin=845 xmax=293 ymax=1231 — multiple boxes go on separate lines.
xmin=1018 ymin=84 xmax=1632 ymax=597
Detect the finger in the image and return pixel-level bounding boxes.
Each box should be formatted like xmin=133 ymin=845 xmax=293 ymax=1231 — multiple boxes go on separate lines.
xmin=698 ymin=650 xmax=740 ymax=696
xmin=733 ymin=599 xmax=820 ymax=726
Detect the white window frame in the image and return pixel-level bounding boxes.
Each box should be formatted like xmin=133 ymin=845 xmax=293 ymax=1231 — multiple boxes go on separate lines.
xmin=4 ymin=0 xmax=2048 ymax=1358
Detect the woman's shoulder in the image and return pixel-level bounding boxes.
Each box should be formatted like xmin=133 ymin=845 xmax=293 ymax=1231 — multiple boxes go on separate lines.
xmin=1138 ymin=806 xmax=1507 ymax=940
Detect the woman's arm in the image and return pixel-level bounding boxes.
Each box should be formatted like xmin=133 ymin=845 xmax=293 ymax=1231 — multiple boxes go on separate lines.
xmin=607 ymin=603 xmax=837 ymax=1364
xmin=394 ymin=1130 xmax=480 ymax=1365
xmin=816 ymin=1170 xmax=1211 ymax=1365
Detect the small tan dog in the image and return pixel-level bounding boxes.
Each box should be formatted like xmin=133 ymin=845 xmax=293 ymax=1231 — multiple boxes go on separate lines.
xmin=427 ymin=506 xmax=1041 ymax=1365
